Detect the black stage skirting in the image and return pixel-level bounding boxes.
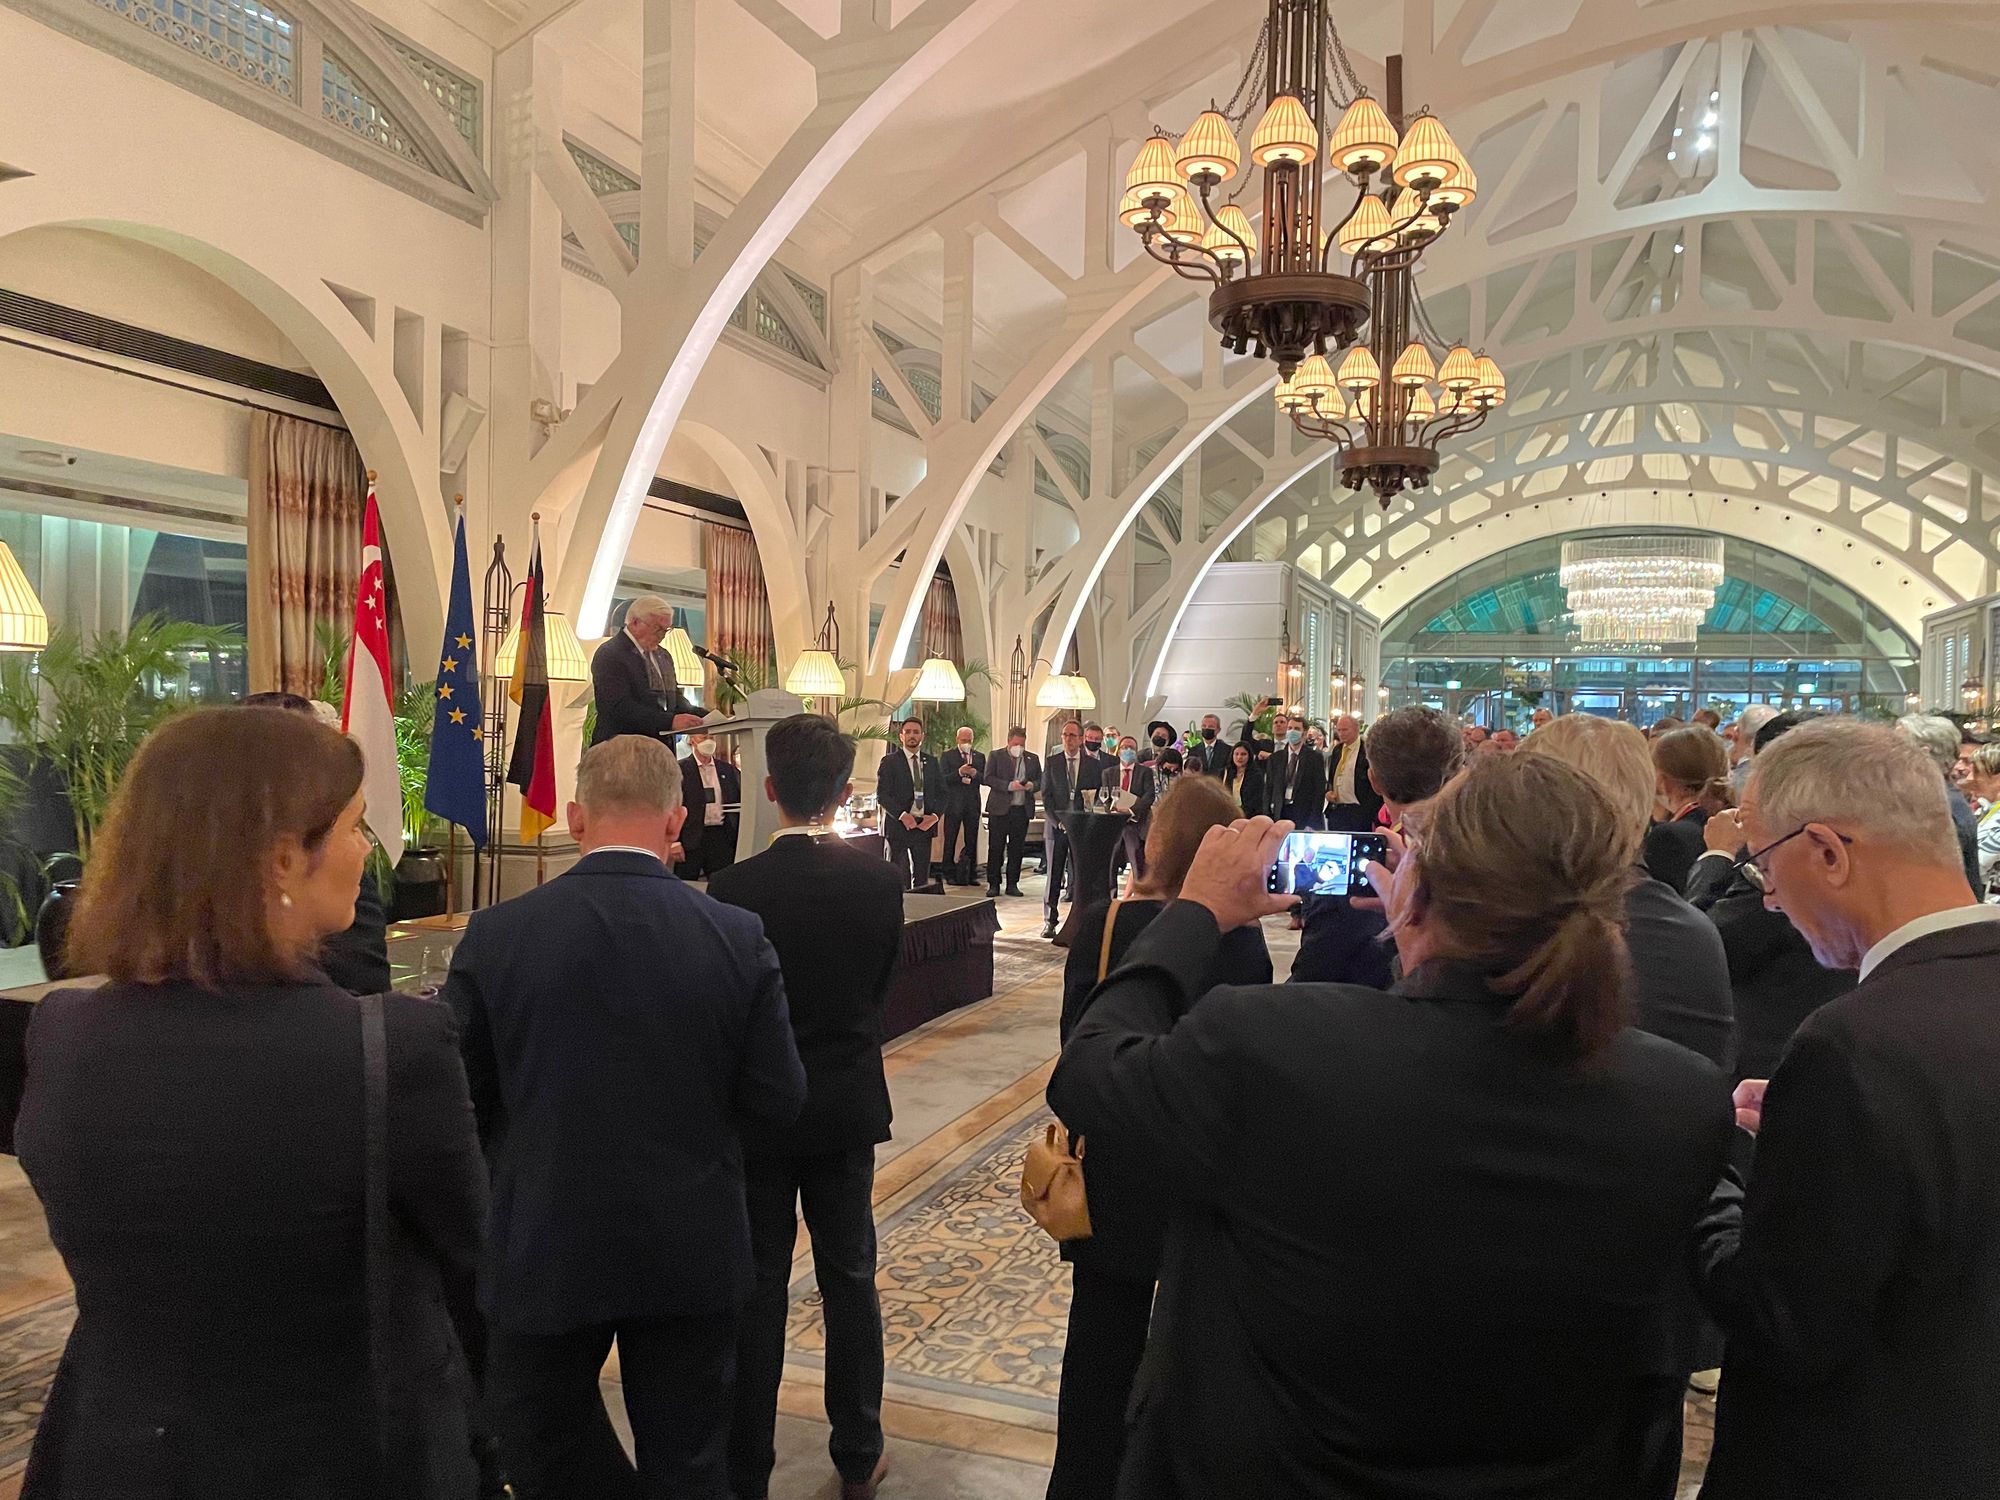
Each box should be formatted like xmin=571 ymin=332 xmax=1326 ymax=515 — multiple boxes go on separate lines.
xmin=0 ymin=889 xmax=1001 ymax=1151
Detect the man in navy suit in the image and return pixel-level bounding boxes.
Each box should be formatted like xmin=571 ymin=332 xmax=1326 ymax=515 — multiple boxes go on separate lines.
xmin=445 ymin=735 xmax=806 ymax=1498
xmin=876 ymin=718 xmax=944 ymax=891
xmin=676 ymin=734 xmax=742 ymax=880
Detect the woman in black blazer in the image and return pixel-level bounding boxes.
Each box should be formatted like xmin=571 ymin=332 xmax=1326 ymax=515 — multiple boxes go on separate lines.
xmin=1050 ymin=754 xmax=1735 ymax=1500
xmin=1216 ymin=740 xmax=1263 ymax=818
xmin=16 ymin=708 xmax=488 ymax=1500
xmin=1644 ymin=724 xmax=1733 ymax=891
xmin=1048 ymin=777 xmax=1271 ymax=1500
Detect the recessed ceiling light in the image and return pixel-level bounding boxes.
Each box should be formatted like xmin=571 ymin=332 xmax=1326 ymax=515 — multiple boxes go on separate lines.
xmin=1701 ymin=111 xmax=1718 ymax=129
xmin=1694 ymin=134 xmax=1712 ymax=152
xmin=1709 ymin=90 xmax=1721 ymax=103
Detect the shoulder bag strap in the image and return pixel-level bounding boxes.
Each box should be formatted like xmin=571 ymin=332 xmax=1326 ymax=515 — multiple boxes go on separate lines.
xmin=1096 ymin=897 xmax=1126 ymax=982
xmin=360 ymin=992 xmax=393 ymax=1463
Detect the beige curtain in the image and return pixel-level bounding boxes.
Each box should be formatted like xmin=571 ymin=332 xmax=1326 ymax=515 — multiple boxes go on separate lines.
xmin=247 ymin=411 xmax=367 ymax=695
xmin=922 ymin=569 xmax=963 ymax=663
xmin=704 ymin=522 xmax=774 ymax=677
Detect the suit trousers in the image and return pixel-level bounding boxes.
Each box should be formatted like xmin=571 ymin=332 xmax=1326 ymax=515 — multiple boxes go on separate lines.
xmin=1614 ymin=1372 xmax=1687 ymax=1500
xmin=1045 ymin=1264 xmax=1155 ymax=1500
xmin=886 ymin=825 xmax=931 ymax=891
xmin=988 ymin=807 xmax=1030 ymax=892
xmin=488 ymin=1311 xmax=737 ymax=1500
xmin=942 ymin=798 xmax=981 ymax=883
xmin=1044 ymin=822 xmax=1075 ymax=918
xmin=1112 ymin=824 xmax=1147 ymax=888
xmin=675 ymin=822 xmax=738 ymax=881
xmin=729 ymin=1147 xmax=884 ymax=1498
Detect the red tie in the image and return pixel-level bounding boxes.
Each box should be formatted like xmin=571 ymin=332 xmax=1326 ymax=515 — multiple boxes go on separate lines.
xmin=1122 ymin=768 xmax=1132 ymax=791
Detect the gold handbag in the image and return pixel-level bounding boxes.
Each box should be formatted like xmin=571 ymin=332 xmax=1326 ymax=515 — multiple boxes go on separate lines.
xmin=1022 ymin=900 xmax=1127 ymax=1242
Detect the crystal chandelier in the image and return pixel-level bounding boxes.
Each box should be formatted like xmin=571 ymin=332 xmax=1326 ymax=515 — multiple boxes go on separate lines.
xmin=1559 ymin=536 xmax=1725 ymax=645
xmin=1118 ymin=3 xmax=1500 ymax=505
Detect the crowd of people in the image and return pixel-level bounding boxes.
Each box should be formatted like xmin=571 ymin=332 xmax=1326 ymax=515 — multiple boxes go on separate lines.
xmin=8 ymin=688 xmax=2000 ymax=1500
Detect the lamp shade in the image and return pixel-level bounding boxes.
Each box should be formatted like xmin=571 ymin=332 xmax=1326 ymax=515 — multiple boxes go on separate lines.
xmin=1429 ymin=157 xmax=1478 ymax=208
xmin=1329 ymin=95 xmax=1399 ymax=174
xmin=1292 ymin=352 xmax=1338 ymax=403
xmin=1334 ymin=192 xmax=1393 ymax=256
xmin=784 ymin=648 xmax=847 ymax=698
xmin=1160 ymin=187 xmax=1206 ymax=245
xmin=910 ymin=656 xmax=966 ymax=703
xmin=1274 ymin=371 xmax=1312 ymax=414
xmin=1391 ymin=187 xmax=1443 ymax=241
xmin=1391 ymin=341 xmax=1437 ymax=388
xmin=1337 ymin=345 xmax=1381 ymax=391
xmin=1438 ymin=345 xmax=1481 ymax=391
xmin=1250 ymin=94 xmax=1318 ymax=166
xmin=496 ymin=609 xmax=590 ymax=681
xmin=1124 ymin=134 xmax=1180 ymax=197
xmin=1405 ymin=385 xmax=1437 ymax=422
xmin=660 ymin=625 xmax=703 ymax=684
xmin=1473 ymin=354 xmax=1507 ymax=403
xmin=1175 ymin=110 xmax=1241 ymax=184
xmin=0 ymin=543 xmax=48 ymax=652
xmin=1200 ymin=204 xmax=1258 ymax=265
xmin=1391 ymin=112 xmax=1466 ymax=190
xmin=1118 ymin=187 xmax=1161 ymax=229
xmin=1066 ymin=673 xmax=1098 ymax=711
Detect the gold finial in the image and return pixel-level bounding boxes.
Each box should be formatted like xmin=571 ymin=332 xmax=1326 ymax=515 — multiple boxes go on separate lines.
xmin=366 ymin=468 xmax=378 ymax=482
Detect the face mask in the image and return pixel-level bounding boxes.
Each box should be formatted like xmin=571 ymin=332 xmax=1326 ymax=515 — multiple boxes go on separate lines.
xmin=1119 ymin=748 xmax=1138 ymax=765
xmin=958 ymin=741 xmax=974 ymax=754
xmin=1086 ymin=739 xmax=1102 ymax=753
xmin=695 ymin=740 xmax=718 ymax=759
xmin=1201 ymin=727 xmax=1217 ymax=741
xmin=1285 ymin=729 xmax=1302 ymax=746
xmin=1152 ymin=736 xmax=1169 ymax=749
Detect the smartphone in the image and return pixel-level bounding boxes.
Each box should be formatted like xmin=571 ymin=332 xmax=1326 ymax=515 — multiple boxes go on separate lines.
xmin=1266 ymin=830 xmax=1390 ymax=898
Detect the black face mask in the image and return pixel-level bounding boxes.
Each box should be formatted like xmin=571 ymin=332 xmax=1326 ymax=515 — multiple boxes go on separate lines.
xmin=1152 ymin=737 xmax=1169 ymax=749
xmin=1086 ymin=740 xmax=1102 ymax=753
xmin=1201 ymin=728 xmax=1217 ymax=741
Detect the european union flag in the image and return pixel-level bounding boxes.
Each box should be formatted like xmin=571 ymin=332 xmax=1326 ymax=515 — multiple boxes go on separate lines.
xmin=423 ymin=510 xmax=488 ymax=847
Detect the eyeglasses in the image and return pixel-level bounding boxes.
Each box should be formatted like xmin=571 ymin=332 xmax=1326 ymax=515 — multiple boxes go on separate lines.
xmin=1729 ymin=824 xmax=1853 ymax=892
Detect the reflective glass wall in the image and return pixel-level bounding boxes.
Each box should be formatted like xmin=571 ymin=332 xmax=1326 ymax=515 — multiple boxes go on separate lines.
xmin=1380 ymin=532 xmax=1919 ymax=728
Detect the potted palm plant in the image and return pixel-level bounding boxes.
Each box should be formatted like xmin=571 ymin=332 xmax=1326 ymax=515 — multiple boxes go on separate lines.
xmin=0 ymin=615 xmax=235 ymax=975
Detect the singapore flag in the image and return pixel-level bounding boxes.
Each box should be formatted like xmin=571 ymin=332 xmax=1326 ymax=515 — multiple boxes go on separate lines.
xmin=342 ymin=482 xmax=404 ymax=866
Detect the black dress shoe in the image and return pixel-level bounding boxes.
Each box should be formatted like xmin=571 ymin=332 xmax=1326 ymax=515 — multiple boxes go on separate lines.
xmin=1040 ymin=918 xmax=1058 ymax=938
xmin=1005 ymin=886 xmax=1026 ymax=898
xmin=987 ymin=887 xmax=1002 ymax=899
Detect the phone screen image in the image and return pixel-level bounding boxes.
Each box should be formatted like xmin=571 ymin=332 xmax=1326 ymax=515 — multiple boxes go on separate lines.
xmin=1267 ymin=831 xmax=1389 ymax=898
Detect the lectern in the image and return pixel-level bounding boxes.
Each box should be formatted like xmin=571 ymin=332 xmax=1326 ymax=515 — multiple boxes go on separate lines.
xmin=697 ymin=687 xmax=803 ymax=852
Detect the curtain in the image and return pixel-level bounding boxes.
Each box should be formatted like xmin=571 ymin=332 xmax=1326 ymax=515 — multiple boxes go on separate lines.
xmin=922 ymin=569 xmax=963 ymax=663
xmin=247 ymin=411 xmax=367 ymax=696
xmin=704 ymin=523 xmax=774 ymax=680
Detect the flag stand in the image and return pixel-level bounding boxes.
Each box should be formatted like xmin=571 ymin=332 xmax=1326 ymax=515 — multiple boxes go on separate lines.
xmin=535 ymin=827 xmax=546 ymax=888
xmin=476 ymin=535 xmax=514 ymax=909
xmin=445 ymin=822 xmax=459 ymax=915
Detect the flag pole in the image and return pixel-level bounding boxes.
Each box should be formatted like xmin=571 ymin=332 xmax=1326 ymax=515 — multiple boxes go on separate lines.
xmin=446 ymin=820 xmax=459 ymax=915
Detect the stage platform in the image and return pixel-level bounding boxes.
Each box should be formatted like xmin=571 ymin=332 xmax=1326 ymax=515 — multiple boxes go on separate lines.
xmin=0 ymin=888 xmax=1002 ymax=1151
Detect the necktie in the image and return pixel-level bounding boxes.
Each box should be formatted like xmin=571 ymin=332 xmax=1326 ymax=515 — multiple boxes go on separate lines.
xmin=1070 ymin=755 xmax=1080 ymax=808
xmin=643 ymin=648 xmax=665 ymax=692
xmin=1122 ymin=768 xmax=1132 ymax=792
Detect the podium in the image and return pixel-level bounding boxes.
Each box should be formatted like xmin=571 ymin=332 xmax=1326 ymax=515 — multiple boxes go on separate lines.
xmin=696 ymin=688 xmax=803 ymax=852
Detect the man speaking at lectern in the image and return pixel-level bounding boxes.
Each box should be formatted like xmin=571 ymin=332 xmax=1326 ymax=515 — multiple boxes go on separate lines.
xmin=590 ymin=594 xmax=707 ymax=747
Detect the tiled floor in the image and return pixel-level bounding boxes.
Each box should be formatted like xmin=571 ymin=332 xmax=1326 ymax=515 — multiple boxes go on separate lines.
xmin=0 ymin=879 xmax=1717 ymax=1498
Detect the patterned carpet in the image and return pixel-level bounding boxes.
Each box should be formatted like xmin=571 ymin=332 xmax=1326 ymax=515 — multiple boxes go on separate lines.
xmin=0 ymin=1295 xmax=71 ymax=1474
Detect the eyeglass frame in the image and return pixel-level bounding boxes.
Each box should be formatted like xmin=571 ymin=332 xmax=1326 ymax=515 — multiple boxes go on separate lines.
xmin=1729 ymin=823 xmax=1854 ymax=892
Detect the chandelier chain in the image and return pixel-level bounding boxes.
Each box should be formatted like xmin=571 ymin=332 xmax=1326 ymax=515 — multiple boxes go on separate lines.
xmin=1322 ymin=25 xmax=1364 ymax=108
xmin=1218 ymin=21 xmax=1273 ymax=126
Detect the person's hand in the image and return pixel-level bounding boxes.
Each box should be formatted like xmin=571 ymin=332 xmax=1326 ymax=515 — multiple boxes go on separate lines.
xmin=1734 ymin=1078 xmax=1768 ymax=1134
xmin=672 ymin=713 xmax=706 ymax=731
xmin=1009 ymin=779 xmax=1025 ymax=792
xmin=919 ymin=814 xmax=940 ymax=831
xmin=1353 ymin=826 xmax=1410 ymax=914
xmin=1177 ymin=817 xmax=1299 ymax=929
xmin=1705 ymin=807 xmax=1747 ymax=855
xmin=900 ymin=812 xmax=919 ymax=830
xmin=959 ymin=765 xmax=975 ymax=780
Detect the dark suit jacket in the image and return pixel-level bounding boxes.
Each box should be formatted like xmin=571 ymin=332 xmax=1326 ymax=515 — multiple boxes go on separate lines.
xmin=678 ymin=754 xmax=742 ymax=830
xmin=940 ymin=746 xmax=985 ymax=811
xmin=1623 ymin=871 xmax=1735 ymax=1074
xmin=983 ymin=746 xmax=1041 ymax=818
xmin=1264 ymin=743 xmax=1328 ymax=823
xmin=1290 ymin=896 xmax=1394 ymax=989
xmin=1697 ymin=917 xmax=2000 ymax=1500
xmin=876 ymin=746 xmax=945 ymax=833
xmin=17 ymin=980 xmax=486 ymax=1499
xmin=1948 ymin=783 xmax=1984 ymax=897
xmin=1218 ymin=762 xmax=1264 ymax=816
xmin=588 ymin=630 xmax=698 ymax=746
xmin=1057 ymin=897 xmax=1270 ymax=1283
xmin=1182 ymin=738 xmax=1228 ymax=775
xmin=708 ymin=835 xmax=903 ymax=1156
xmin=1041 ymin=748 xmax=1099 ymax=822
xmin=444 ymin=850 xmax=805 ymax=1334
xmin=1643 ymin=807 xmax=1710 ymax=892
xmin=1684 ymin=853 xmax=1855 ymax=1084
xmin=1323 ymin=737 xmax=1382 ymax=826
xmin=1102 ymin=760 xmax=1155 ymax=832
xmin=1050 ymin=904 xmax=1734 ymax=1500
xmin=320 ymin=865 xmax=391 ymax=997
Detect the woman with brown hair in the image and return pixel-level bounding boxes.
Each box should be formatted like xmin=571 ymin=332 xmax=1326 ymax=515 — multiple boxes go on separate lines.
xmin=1046 ymin=776 xmax=1272 ymax=1500
xmin=1049 ymin=754 xmax=1734 ymax=1500
xmin=1646 ymin=723 xmax=1734 ymax=891
xmin=16 ymin=707 xmax=488 ymax=1500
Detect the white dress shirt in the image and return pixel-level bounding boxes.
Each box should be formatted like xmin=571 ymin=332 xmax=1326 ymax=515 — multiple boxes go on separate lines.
xmin=1859 ymin=904 xmax=2000 ymax=980
xmin=695 ymin=757 xmax=723 ymax=825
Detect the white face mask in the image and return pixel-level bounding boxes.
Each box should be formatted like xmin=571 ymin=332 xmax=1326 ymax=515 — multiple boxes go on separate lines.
xmin=695 ymin=740 xmax=718 ymax=759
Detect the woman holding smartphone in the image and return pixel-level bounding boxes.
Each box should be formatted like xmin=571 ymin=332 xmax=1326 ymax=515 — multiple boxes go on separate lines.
xmin=1045 ymin=777 xmax=1271 ymax=1500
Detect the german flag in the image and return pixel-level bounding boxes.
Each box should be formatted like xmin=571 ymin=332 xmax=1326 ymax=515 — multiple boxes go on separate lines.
xmin=506 ymin=519 xmax=558 ymax=843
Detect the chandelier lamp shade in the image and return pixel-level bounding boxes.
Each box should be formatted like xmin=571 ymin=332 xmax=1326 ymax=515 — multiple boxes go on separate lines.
xmin=1119 ymin=2 xmax=1502 ymax=505
xmin=496 ymin=609 xmax=590 ymax=681
xmin=0 ymin=543 xmax=49 ymax=652
xmin=1034 ymin=673 xmax=1098 ymax=712
xmin=660 ymin=619 xmax=704 ymax=686
xmin=1559 ymin=536 xmax=1725 ymax=645
xmin=785 ymin=600 xmax=848 ymax=702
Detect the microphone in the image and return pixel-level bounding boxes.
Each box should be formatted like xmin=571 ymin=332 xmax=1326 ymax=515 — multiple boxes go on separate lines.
xmin=691 ymin=645 xmax=739 ymax=674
